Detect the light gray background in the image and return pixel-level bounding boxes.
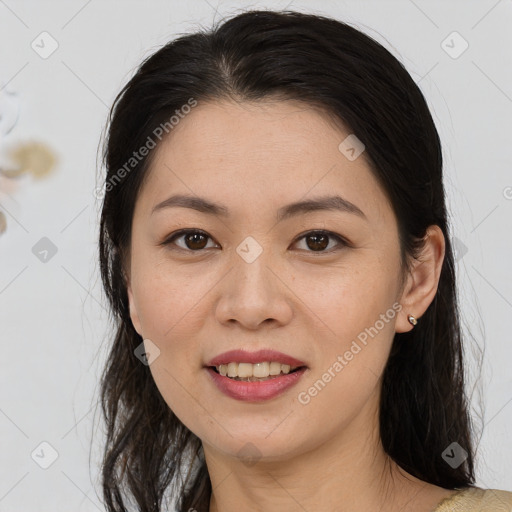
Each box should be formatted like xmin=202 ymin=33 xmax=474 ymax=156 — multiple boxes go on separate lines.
xmin=1 ymin=0 xmax=511 ymax=510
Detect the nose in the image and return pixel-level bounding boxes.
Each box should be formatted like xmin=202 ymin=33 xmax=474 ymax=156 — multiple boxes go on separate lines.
xmin=214 ymin=249 xmax=294 ymax=330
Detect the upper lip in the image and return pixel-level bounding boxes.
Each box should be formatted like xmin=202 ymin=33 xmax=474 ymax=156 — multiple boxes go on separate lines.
xmin=205 ymin=349 xmax=307 ymax=368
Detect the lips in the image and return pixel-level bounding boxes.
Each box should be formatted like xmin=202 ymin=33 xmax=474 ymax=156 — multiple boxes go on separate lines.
xmin=205 ymin=366 xmax=309 ymax=401
xmin=205 ymin=349 xmax=307 ymax=368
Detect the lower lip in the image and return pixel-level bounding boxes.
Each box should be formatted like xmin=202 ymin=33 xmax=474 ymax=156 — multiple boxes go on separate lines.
xmin=205 ymin=367 xmax=308 ymax=402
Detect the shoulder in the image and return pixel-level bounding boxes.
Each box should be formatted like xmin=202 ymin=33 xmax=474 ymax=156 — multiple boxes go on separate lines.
xmin=434 ymin=486 xmax=512 ymax=511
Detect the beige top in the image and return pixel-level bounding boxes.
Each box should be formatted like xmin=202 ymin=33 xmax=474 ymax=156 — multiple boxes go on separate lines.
xmin=433 ymin=486 xmax=512 ymax=511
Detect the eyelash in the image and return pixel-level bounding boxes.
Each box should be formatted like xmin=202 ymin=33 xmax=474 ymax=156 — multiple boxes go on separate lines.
xmin=160 ymin=229 xmax=349 ymax=255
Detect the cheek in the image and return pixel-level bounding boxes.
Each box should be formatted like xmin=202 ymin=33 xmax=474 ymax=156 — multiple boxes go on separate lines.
xmin=133 ymin=259 xmax=213 ymax=341
xmin=130 ymin=266 xmax=210 ymax=410
xmin=294 ymin=259 xmax=397 ymax=342
xmin=294 ymin=259 xmax=399 ymax=394
xmin=133 ymin=267 xmax=210 ymax=424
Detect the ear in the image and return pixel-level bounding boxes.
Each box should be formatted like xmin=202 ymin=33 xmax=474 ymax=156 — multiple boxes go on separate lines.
xmin=125 ymin=270 xmax=143 ymax=336
xmin=395 ymin=225 xmax=446 ymax=333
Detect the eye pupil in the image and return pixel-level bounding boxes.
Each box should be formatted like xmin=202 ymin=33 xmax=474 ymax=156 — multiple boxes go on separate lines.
xmin=186 ymin=232 xmax=208 ymax=250
xmin=307 ymin=233 xmax=329 ymax=251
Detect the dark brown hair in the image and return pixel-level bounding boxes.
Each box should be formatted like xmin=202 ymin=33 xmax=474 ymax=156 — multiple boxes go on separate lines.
xmin=97 ymin=9 xmax=479 ymax=511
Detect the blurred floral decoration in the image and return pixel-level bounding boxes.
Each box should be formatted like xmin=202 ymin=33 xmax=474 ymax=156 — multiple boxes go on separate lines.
xmin=0 ymin=85 xmax=57 ymax=236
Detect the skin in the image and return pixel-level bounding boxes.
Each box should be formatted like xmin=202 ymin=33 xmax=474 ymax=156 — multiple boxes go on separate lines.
xmin=126 ymin=98 xmax=455 ymax=511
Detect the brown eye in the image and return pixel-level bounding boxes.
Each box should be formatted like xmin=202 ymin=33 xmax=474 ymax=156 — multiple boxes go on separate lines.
xmin=305 ymin=232 xmax=329 ymax=251
xmin=162 ymin=229 xmax=217 ymax=251
xmin=183 ymin=232 xmax=208 ymax=250
xmin=161 ymin=229 xmax=348 ymax=254
xmin=293 ymin=230 xmax=347 ymax=253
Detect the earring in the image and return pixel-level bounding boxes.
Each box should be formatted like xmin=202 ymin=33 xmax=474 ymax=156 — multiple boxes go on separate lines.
xmin=408 ymin=314 xmax=417 ymax=326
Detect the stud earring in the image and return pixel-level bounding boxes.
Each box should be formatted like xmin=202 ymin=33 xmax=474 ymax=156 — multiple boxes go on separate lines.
xmin=408 ymin=314 xmax=417 ymax=326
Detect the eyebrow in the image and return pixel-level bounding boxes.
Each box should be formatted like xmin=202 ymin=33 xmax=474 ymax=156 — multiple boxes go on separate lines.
xmin=151 ymin=194 xmax=367 ymax=222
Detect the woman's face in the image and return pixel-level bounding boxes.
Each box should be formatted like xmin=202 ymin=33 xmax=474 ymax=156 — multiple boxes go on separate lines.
xmin=126 ymin=98 xmax=413 ymax=462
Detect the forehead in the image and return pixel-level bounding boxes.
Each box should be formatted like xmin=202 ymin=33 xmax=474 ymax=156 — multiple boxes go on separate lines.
xmin=135 ymin=99 xmax=393 ymax=227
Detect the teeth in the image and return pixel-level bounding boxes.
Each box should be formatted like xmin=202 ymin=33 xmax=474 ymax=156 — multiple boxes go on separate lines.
xmin=217 ymin=361 xmax=299 ymax=379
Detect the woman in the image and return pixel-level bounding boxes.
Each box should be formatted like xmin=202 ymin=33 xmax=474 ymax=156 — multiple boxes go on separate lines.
xmin=97 ymin=9 xmax=512 ymax=511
